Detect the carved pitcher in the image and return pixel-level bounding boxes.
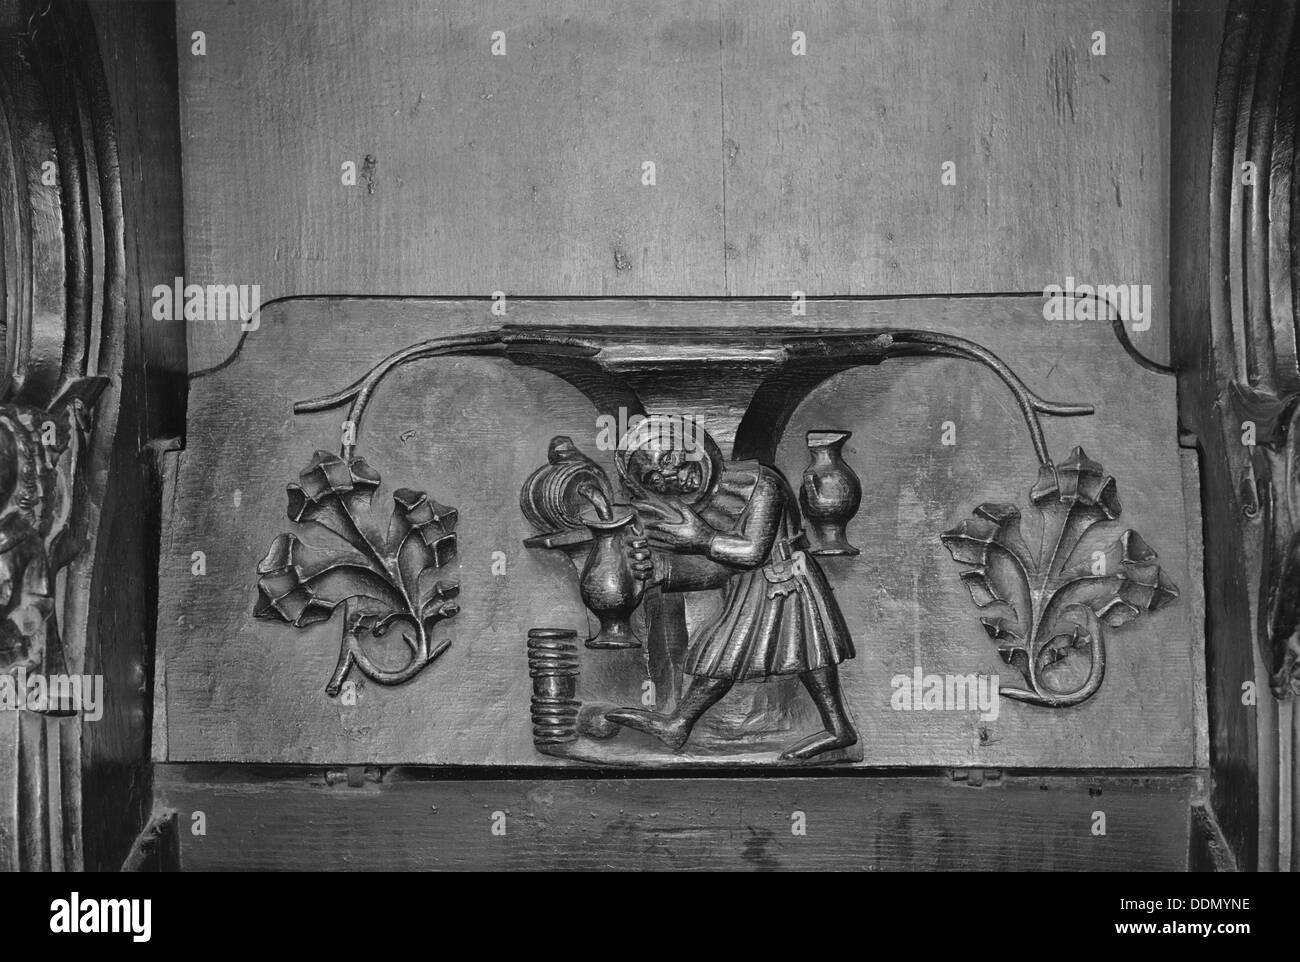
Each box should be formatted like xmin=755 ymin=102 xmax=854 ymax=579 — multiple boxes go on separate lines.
xmin=579 ymin=511 xmax=646 ymax=649
xmin=800 ymin=430 xmax=861 ymax=556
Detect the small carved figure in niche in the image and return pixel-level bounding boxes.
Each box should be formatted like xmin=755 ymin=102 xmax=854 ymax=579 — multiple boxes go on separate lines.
xmin=604 ymin=416 xmax=858 ymax=760
xmin=0 ymin=378 xmax=107 ymax=709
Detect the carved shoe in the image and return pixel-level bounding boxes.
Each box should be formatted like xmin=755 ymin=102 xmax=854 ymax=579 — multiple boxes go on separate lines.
xmin=778 ymin=728 xmax=858 ymax=761
xmin=603 ymin=708 xmax=691 ymax=752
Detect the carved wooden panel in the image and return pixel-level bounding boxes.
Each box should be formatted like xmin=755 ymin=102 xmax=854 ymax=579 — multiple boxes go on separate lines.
xmin=154 ymin=296 xmax=1202 ymax=768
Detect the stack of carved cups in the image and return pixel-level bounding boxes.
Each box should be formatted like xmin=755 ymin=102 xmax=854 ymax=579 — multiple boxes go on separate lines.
xmin=526 ymin=628 xmax=581 ymax=745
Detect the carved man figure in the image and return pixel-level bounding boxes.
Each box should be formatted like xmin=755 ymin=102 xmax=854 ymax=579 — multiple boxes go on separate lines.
xmin=606 ymin=415 xmax=858 ymax=760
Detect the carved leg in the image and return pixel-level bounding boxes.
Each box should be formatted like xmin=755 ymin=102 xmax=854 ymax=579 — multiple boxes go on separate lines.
xmin=604 ymin=675 xmax=732 ymax=751
xmin=780 ymin=665 xmax=858 ymax=760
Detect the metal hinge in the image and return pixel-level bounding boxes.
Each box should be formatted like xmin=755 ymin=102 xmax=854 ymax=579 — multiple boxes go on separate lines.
xmin=324 ymin=766 xmax=384 ymax=788
xmin=950 ymin=767 xmax=1002 ymax=787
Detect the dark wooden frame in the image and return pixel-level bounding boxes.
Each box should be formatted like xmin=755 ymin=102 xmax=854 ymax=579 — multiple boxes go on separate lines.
xmin=0 ymin=0 xmax=184 ymax=871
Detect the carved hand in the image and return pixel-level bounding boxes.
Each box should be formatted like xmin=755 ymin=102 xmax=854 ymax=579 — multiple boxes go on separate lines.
xmin=627 ymin=535 xmax=654 ymax=581
xmin=634 ymin=498 xmax=713 ymax=553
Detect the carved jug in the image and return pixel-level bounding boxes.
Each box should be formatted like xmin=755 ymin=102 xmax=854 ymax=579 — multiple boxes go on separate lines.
xmin=800 ymin=430 xmax=861 ymax=556
xmin=579 ymin=511 xmax=646 ymax=649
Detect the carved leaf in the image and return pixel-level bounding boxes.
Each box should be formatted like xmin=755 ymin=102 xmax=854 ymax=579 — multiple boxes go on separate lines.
xmin=940 ymin=502 xmax=1032 ymax=614
xmin=285 ymin=450 xmax=382 ymax=554
xmin=1029 ymin=447 xmax=1120 ymax=585
xmin=255 ymin=451 xmax=462 ymax=695
xmin=254 ymin=534 xmax=341 ymax=627
xmin=254 ymin=533 xmax=406 ymax=627
xmin=944 ymin=447 xmax=1179 ymax=707
xmin=980 ymin=615 xmax=1023 ymax=642
xmin=390 ymin=488 xmax=458 ymax=604
xmin=1030 ymin=447 xmax=1120 ymax=516
xmin=421 ymin=580 xmax=461 ymax=633
xmin=1092 ymin=529 xmax=1179 ymax=628
xmin=980 ymin=615 xmax=1029 ymax=674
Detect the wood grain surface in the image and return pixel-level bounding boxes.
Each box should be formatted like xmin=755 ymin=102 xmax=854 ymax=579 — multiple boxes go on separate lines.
xmin=154 ymin=764 xmax=1198 ymax=871
xmin=154 ymin=295 xmax=1201 ymax=768
xmin=175 ymin=0 xmax=1171 ymax=371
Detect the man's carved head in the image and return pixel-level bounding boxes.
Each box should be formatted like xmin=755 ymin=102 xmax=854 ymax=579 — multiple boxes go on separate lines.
xmin=616 ymin=414 xmax=721 ymax=504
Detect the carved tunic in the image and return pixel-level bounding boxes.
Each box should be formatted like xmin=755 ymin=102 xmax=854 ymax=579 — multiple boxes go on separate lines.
xmin=658 ymin=460 xmax=855 ymax=680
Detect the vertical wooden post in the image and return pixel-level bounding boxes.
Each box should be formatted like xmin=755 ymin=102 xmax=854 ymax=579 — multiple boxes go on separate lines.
xmin=1175 ymin=0 xmax=1300 ymax=871
xmin=0 ymin=0 xmax=143 ymax=871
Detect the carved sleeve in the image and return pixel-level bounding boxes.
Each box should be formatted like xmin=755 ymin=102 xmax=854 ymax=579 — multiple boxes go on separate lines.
xmin=654 ymin=552 xmax=738 ymax=592
xmin=704 ymin=474 xmax=782 ymax=570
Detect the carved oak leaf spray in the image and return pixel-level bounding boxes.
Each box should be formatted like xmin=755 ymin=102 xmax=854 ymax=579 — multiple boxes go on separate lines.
xmin=940 ymin=447 xmax=1178 ymax=707
xmin=255 ymin=450 xmax=460 ymax=695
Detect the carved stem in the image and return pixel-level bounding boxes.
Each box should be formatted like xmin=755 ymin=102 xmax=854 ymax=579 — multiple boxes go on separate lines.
xmin=1002 ymin=605 xmax=1106 ymax=707
xmin=294 ymin=331 xmax=507 ymax=457
xmin=338 ymin=501 xmax=402 ymax=593
xmin=326 ymin=608 xmax=445 ymax=695
xmin=885 ymin=331 xmax=1094 ymax=465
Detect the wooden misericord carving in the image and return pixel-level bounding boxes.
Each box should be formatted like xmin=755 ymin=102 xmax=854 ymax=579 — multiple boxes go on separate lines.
xmin=0 ymin=0 xmax=123 ymax=870
xmin=269 ymin=324 xmax=1178 ymax=765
